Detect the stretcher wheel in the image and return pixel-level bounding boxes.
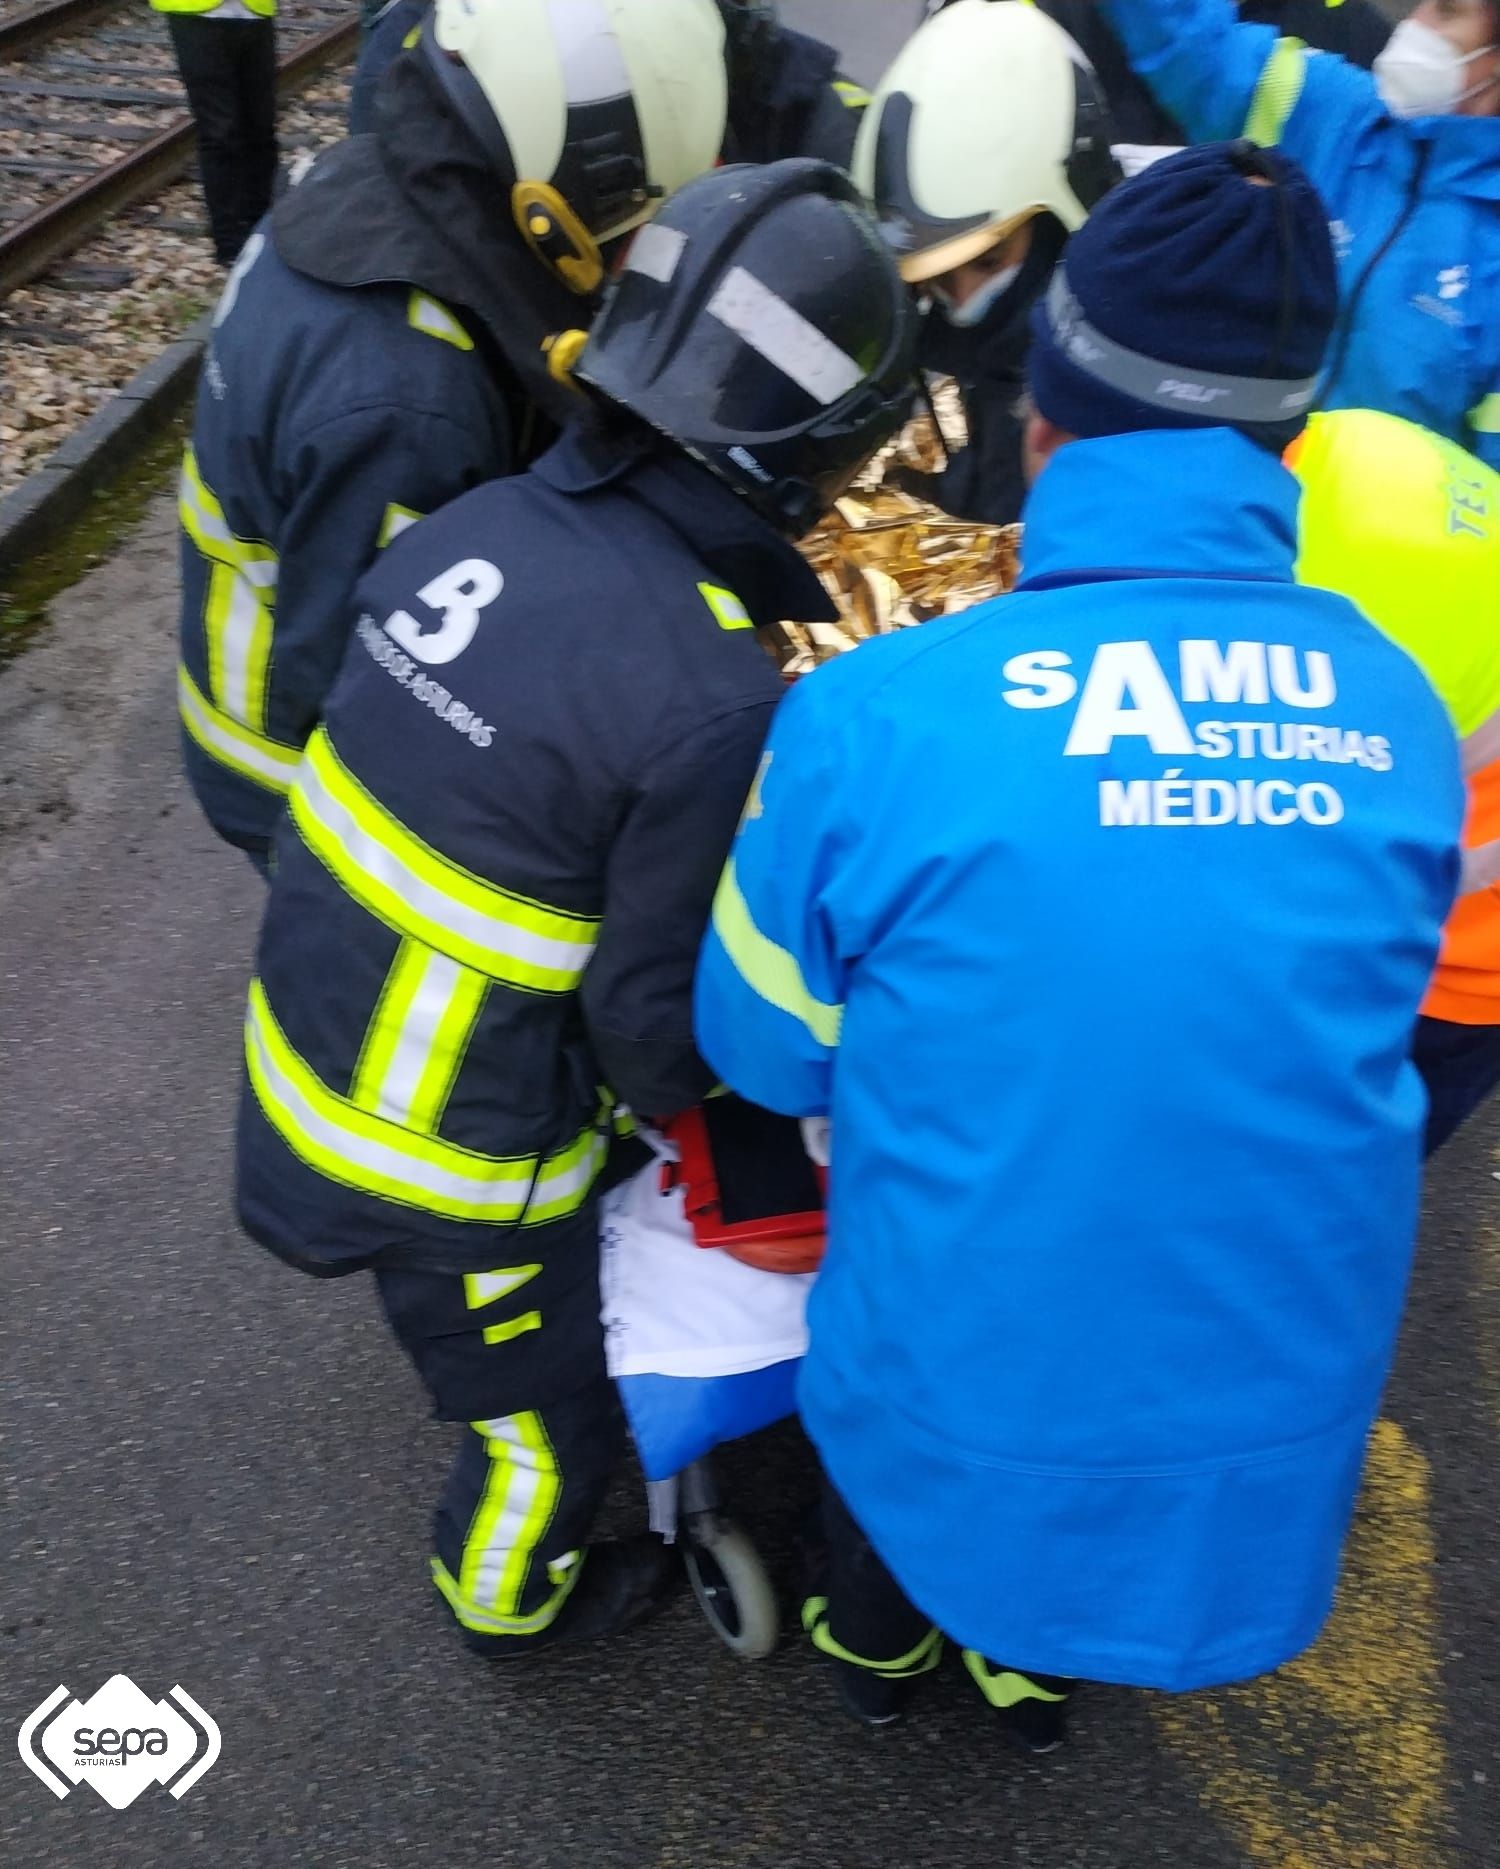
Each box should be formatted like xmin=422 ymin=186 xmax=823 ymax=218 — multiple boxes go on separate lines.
xmin=683 ymin=1517 xmax=780 ymax=1660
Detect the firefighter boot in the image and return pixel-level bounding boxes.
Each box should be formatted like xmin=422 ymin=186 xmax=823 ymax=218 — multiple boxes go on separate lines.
xmin=459 ymin=1535 xmax=679 ymax=1658
xmin=962 ymin=1652 xmax=1076 ymax=1753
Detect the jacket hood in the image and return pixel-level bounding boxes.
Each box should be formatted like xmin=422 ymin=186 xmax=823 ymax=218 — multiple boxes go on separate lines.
xmin=271 ymin=47 xmax=592 ymax=428
xmin=534 ymin=426 xmax=837 ymax=629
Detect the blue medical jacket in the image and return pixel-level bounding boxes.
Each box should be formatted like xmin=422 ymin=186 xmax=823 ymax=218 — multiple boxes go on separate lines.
xmin=1101 ymin=0 xmax=1500 ymax=467
xmin=695 ymin=429 xmax=1463 ymax=1689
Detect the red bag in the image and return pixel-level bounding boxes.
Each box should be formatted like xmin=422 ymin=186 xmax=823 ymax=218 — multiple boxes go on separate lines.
xmin=659 ymin=1101 xmax=826 ymax=1275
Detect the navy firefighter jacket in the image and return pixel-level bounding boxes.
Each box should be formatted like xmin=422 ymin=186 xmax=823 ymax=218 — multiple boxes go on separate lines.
xmin=177 ymin=227 xmax=515 ymax=862
xmin=235 ymin=428 xmax=835 ymax=1283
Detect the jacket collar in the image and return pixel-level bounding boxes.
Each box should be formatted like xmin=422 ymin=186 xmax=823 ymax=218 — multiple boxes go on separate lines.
xmin=271 ymin=50 xmax=590 ymax=429
xmin=1016 ymin=429 xmax=1300 ymax=591
xmin=534 ymin=426 xmax=838 ymax=628
xmin=1402 ymin=114 xmax=1500 ymax=200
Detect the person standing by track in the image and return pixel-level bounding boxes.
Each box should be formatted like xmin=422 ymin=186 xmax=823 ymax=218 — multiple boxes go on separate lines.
xmin=151 ymin=0 xmax=277 ymax=266
xmin=176 ymin=0 xmax=727 ymax=874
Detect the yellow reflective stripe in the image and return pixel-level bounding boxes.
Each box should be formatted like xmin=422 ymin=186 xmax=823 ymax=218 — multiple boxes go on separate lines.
xmin=180 ymin=448 xmax=277 ymax=731
xmin=401 ymin=20 xmax=420 ymax=47
xmin=377 ymin=502 xmax=423 ymax=548
xmin=244 ymin=979 xmax=606 ymax=1224
xmin=1469 ymin=393 xmax=1500 ymax=436
xmin=178 ymin=665 xmax=303 ymax=794
xmin=711 ymin=856 xmax=843 ymax=1048
xmin=481 ymin=1311 xmax=543 ymax=1346
xmin=464 ymin=1264 xmax=542 ymax=1308
xmin=832 ymin=79 xmax=870 ymax=109
xmin=961 ymin=1652 xmax=1070 ymax=1709
xmin=699 ymin=581 xmax=753 ymax=631
xmin=203 ymin=561 xmax=274 ymax=734
xmin=1244 ymin=37 xmax=1307 ymax=147
xmin=801 ymin=1597 xmax=944 ymax=1677
xmin=431 ymin=1551 xmax=583 ymax=1636
xmin=291 ymin=729 xmax=599 ymax=993
xmin=463 ymin=1265 xmax=544 ymax=1342
xmin=407 ymin=290 xmax=474 ymax=351
xmin=350 ymin=938 xmax=488 ymax=1133
xmin=460 ymin=1412 xmax=563 ymax=1618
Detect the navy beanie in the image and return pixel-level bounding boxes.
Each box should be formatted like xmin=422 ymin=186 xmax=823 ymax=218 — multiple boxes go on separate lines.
xmin=1027 ymin=141 xmax=1338 ymax=454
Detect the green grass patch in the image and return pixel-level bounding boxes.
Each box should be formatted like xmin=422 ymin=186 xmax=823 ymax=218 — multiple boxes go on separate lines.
xmin=0 ymin=415 xmax=188 ymax=664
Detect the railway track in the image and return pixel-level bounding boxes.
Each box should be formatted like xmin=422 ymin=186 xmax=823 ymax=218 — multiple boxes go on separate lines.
xmin=0 ymin=0 xmax=358 ymax=298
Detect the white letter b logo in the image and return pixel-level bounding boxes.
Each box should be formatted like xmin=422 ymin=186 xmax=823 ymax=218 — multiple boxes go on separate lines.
xmin=384 ymin=559 xmax=503 ymax=666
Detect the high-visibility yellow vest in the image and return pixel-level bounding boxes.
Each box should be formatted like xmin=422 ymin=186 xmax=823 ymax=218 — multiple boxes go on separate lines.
xmin=152 ymin=0 xmax=276 ymax=19
xmin=1289 ymin=408 xmax=1500 ymax=1021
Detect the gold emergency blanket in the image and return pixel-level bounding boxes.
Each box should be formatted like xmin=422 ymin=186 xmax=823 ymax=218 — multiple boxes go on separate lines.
xmin=777 ymin=382 xmax=1020 ymax=676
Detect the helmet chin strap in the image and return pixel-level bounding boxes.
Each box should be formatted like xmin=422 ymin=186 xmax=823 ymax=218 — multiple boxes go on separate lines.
xmin=512 ymin=182 xmax=605 ymax=296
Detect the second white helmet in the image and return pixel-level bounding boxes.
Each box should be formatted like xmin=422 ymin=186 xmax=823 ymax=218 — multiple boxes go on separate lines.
xmin=854 ymin=0 xmax=1119 ymax=283
xmin=428 ymin=0 xmax=729 ymax=259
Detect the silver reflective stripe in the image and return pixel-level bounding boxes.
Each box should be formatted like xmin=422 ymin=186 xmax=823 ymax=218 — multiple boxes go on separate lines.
xmin=628 ymin=222 xmax=686 ymax=284
xmin=295 ymin=750 xmax=597 ymax=980
xmin=554 ymin=0 xmax=630 ymax=104
xmin=1462 ymin=838 xmax=1500 ymax=895
xmin=465 ymin=1417 xmax=550 ymax=1613
xmin=216 ymin=564 xmax=274 ymax=725
xmin=370 ymin=950 xmax=468 ymax=1126
xmin=246 ymin=1000 xmax=599 ymax=1214
xmin=177 ymin=667 xmax=302 ymax=793
xmin=1462 ymin=706 xmax=1500 ymax=779
xmin=1043 ymin=269 xmax=1321 ymax=424
xmin=707 ymin=266 xmax=864 ymax=407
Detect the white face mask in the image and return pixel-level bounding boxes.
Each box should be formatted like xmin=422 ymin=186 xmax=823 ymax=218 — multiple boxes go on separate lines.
xmin=1374 ymin=18 xmax=1498 ymax=118
xmin=934 ymin=261 xmax=1024 ymax=329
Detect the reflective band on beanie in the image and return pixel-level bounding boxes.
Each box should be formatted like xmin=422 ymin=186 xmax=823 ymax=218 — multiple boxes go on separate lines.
xmin=1042 ymin=269 xmax=1321 ymax=425
xmin=706 ymin=267 xmax=864 ymax=407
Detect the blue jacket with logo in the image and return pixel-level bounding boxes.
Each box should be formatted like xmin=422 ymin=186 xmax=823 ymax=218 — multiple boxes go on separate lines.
xmin=1100 ymin=0 xmax=1500 ymax=467
xmin=695 ymin=428 xmax=1462 ymax=1689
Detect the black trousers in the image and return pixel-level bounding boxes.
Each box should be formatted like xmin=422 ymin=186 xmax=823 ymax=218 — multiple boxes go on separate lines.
xmin=810 ymin=1477 xmax=1076 ymax=1710
xmin=1413 ymin=1013 xmax=1500 ymax=1156
xmin=166 ymin=16 xmax=278 ymax=264
xmin=375 ymin=1259 xmax=622 ymax=1643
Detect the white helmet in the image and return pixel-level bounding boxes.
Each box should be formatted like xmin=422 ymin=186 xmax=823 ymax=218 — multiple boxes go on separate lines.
xmin=854 ymin=0 xmax=1119 ymax=284
xmin=428 ymin=0 xmax=728 ymax=289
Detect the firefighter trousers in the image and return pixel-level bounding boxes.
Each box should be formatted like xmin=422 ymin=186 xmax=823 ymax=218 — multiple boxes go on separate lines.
xmin=374 ymin=1257 xmax=623 ymax=1646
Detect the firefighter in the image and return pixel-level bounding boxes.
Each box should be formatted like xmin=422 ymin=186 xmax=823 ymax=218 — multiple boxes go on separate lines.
xmin=717 ymin=1 xmax=870 ymax=166
xmin=176 ymin=0 xmax=728 ymax=873
xmin=1288 ymin=409 xmax=1500 ymax=1153
xmin=352 ymin=4 xmax=868 ymax=167
xmin=919 ymin=0 xmax=1392 ymax=150
xmin=233 ymin=159 xmax=918 ymax=1652
xmin=854 ymin=0 xmax=1122 ymax=524
xmin=696 ymin=144 xmax=1463 ymax=1734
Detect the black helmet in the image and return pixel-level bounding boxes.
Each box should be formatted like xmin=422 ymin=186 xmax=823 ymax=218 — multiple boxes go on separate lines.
xmin=576 ymin=159 xmax=920 ymax=535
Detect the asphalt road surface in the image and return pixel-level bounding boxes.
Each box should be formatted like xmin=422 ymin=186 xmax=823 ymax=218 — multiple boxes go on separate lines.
xmin=3 ymin=6 xmax=1498 ymax=1866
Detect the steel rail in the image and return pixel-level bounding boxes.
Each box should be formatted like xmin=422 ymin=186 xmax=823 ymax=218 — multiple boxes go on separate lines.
xmin=0 ymin=0 xmax=124 ymax=62
xmin=0 ymin=16 xmax=357 ymax=299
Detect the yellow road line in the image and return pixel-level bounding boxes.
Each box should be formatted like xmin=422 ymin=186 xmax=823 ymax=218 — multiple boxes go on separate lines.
xmin=1154 ymin=1420 xmax=1452 ymax=1868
